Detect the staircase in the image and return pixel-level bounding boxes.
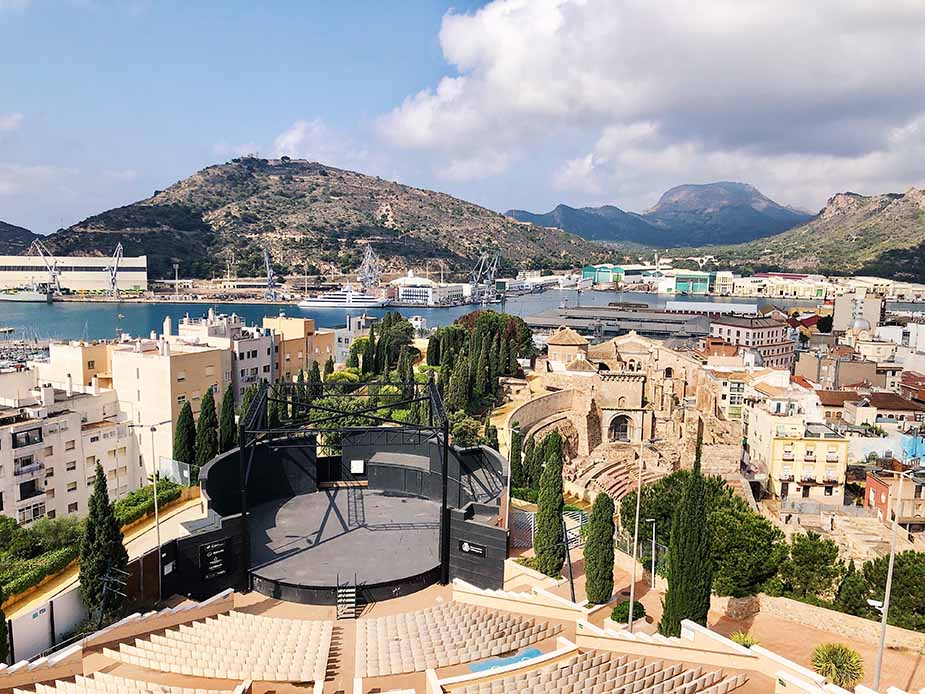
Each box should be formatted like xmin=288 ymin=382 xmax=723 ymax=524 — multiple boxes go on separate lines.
xmin=336 ymin=582 xmax=357 ymax=620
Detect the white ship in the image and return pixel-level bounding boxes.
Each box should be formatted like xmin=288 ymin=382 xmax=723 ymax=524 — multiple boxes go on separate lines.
xmin=0 ymin=286 xmax=53 ymax=303
xmin=298 ymin=286 xmax=390 ymax=309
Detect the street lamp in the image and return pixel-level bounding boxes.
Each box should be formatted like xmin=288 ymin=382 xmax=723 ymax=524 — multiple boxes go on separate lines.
xmin=129 ymin=418 xmax=171 ymax=603
xmin=873 ymin=464 xmax=925 ymax=690
xmin=646 ymin=518 xmax=657 ymax=589
xmin=628 ymin=434 xmax=661 ymax=632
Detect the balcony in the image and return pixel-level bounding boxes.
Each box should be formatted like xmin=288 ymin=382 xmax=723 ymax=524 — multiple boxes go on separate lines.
xmin=823 ymin=476 xmax=839 ymax=484
xmin=804 ymin=453 xmax=816 ymax=461
xmin=826 ymin=452 xmax=839 ymax=462
xmin=778 ymin=473 xmax=795 ymax=482
xmin=782 ymin=451 xmax=794 ymax=461
xmin=801 ymin=475 xmax=816 ymax=483
xmin=14 ymin=460 xmax=44 ymax=477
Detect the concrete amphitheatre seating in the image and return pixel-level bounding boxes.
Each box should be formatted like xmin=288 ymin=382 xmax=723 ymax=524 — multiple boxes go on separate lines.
xmin=356 ymin=602 xmax=561 ymax=677
xmin=15 ymin=671 xmax=251 ymax=693
xmin=103 ymin=611 xmax=333 ymax=682
xmin=574 ymin=455 xmax=663 ymax=502
xmin=453 ymin=651 xmax=748 ymax=694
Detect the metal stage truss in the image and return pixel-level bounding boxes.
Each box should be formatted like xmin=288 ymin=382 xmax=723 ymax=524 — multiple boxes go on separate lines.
xmin=237 ymin=378 xmax=452 ymax=589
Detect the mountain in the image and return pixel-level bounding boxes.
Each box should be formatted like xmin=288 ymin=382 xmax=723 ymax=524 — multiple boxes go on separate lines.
xmin=0 ymin=221 xmax=39 ymax=254
xmin=44 ymin=158 xmax=607 ymax=278
xmin=506 ymin=182 xmax=812 ymax=246
xmin=719 ymin=188 xmax=925 ymax=279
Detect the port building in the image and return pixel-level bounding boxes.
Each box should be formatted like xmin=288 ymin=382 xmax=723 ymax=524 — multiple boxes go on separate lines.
xmin=0 ymin=254 xmax=148 ymax=292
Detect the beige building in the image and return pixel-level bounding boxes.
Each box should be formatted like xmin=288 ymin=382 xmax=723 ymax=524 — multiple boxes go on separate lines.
xmin=709 ymin=316 xmax=794 ymax=369
xmin=262 ymin=315 xmax=335 ymax=381
xmin=0 ymin=368 xmax=141 ymax=524
xmin=0 ymin=254 xmax=148 ymax=292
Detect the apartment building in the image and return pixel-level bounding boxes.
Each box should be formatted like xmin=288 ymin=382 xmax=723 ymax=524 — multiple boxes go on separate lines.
xmin=709 ymin=316 xmax=795 ymax=369
xmin=262 ymin=315 xmax=335 ymax=380
xmin=333 ymin=314 xmax=376 ymax=364
xmin=175 ymin=311 xmax=275 ymax=402
xmin=865 ymin=469 xmax=925 ymax=535
xmin=110 ymin=338 xmax=232 ymax=472
xmin=0 ymin=369 xmax=141 ymax=524
xmin=833 ymin=289 xmax=883 ymax=332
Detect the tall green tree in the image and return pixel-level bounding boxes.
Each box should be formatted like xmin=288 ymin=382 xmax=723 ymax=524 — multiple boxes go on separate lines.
xmin=195 ymin=387 xmax=218 ymax=476
xmin=362 ymin=325 xmax=376 ymax=374
xmin=219 ymin=383 xmax=236 ymax=453
xmin=483 ymin=421 xmax=499 ymax=450
xmin=437 ymin=350 xmax=453 ymax=397
xmin=308 ymin=360 xmax=323 ymax=399
xmin=834 ymin=560 xmax=870 ymax=617
xmin=268 ymin=379 xmax=282 ymax=428
xmin=237 ymin=383 xmax=257 ymax=446
xmin=509 ymin=422 xmax=525 ymax=488
xmin=79 ymin=463 xmax=129 ymax=615
xmin=0 ymin=586 xmax=7 ymax=663
xmin=499 ymin=338 xmax=510 ymax=377
xmin=779 ymin=531 xmax=844 ymax=598
xmin=295 ymin=369 xmax=308 ymax=416
xmin=489 ymin=334 xmax=500 ymax=381
xmin=710 ymin=507 xmax=787 ymax=597
xmin=660 ymin=434 xmax=713 ymax=636
xmin=533 ymin=431 xmax=565 ymax=577
xmin=398 ymin=346 xmax=415 ymax=399
xmin=324 ymin=355 xmax=335 ymax=378
xmin=173 ymin=400 xmax=195 ymax=465
xmin=427 ymin=334 xmax=440 ymax=366
xmin=445 ymin=355 xmax=470 ymax=412
xmin=585 ymin=492 xmax=616 ymax=604
xmin=474 ymin=337 xmax=490 ymax=399
xmin=861 ymin=550 xmax=925 ymax=631
xmin=522 ymin=435 xmax=540 ymax=490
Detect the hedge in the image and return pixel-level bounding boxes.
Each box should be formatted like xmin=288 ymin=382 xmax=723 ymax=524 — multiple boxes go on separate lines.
xmin=0 ymin=545 xmax=79 ymax=597
xmin=113 ymin=480 xmax=182 ymax=527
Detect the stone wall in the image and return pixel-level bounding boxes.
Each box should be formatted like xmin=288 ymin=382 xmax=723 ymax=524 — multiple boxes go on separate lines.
xmin=505 ymin=389 xmax=576 ymax=438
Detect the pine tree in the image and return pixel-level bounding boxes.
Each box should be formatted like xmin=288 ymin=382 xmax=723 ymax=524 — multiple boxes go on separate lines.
xmin=499 ymin=338 xmax=510 ymax=377
xmin=509 ymin=422 xmax=525 ymax=488
xmin=446 ymin=356 xmax=470 ymax=412
xmin=427 ymin=334 xmax=440 ymax=366
xmin=324 ymin=355 xmax=335 ymax=378
xmin=585 ymin=492 xmax=616 ymax=604
xmin=308 ymin=360 xmax=323 ymax=399
xmin=834 ymin=560 xmax=870 ymax=617
xmin=79 ymin=463 xmax=129 ymax=616
xmin=659 ymin=433 xmax=713 ymax=636
xmin=173 ymin=400 xmax=195 ymax=464
xmin=194 ymin=387 xmax=218 ymax=477
xmin=219 ymin=383 xmax=236 ymax=453
xmin=533 ymin=431 xmax=565 ymax=577
xmin=362 ymin=325 xmax=376 ymax=374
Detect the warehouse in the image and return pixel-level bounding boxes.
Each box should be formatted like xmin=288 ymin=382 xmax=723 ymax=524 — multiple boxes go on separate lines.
xmin=0 ymin=254 xmax=148 ymax=292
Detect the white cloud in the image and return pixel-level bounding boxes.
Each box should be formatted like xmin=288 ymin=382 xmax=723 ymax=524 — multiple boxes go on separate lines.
xmin=0 ymin=163 xmax=78 ymax=197
xmin=378 ymin=0 xmax=925 ymax=206
xmin=0 ymin=112 xmax=23 ymax=132
xmin=271 ymin=118 xmax=367 ymax=169
xmin=438 ymin=150 xmax=510 ymax=181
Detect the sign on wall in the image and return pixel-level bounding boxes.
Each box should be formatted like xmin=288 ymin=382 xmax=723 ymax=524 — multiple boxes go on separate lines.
xmin=458 ymin=539 xmax=487 ymax=557
xmin=199 ymin=538 xmax=231 ymax=581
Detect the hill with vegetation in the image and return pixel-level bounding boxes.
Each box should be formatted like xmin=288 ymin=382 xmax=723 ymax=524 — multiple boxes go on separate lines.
xmin=0 ymin=221 xmax=38 ymax=254
xmin=506 ymin=182 xmax=812 ymax=247
xmin=43 ymin=158 xmax=608 ymax=278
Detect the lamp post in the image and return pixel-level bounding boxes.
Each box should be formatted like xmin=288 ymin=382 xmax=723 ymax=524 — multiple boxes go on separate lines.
xmin=627 ymin=432 xmax=661 ymax=632
xmin=873 ymin=465 xmax=925 ymax=689
xmin=646 ymin=518 xmax=656 ymax=589
xmin=129 ymin=419 xmax=171 ymax=603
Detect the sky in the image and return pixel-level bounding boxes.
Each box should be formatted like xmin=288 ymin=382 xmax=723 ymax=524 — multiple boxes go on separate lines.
xmin=2 ymin=0 xmax=925 ymax=234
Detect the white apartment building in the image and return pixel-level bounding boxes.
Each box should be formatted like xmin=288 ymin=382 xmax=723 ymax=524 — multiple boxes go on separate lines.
xmin=0 ymin=254 xmax=148 ymax=292
xmin=0 ymin=369 xmax=141 ymax=524
xmin=833 ymin=289 xmax=883 ymax=332
xmin=710 ymin=316 xmax=795 ymax=369
xmin=175 ymin=311 xmax=275 ymax=403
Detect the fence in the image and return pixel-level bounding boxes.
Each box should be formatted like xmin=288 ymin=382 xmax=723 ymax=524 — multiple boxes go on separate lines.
xmin=615 ymin=532 xmax=669 ymax=577
xmin=4 ymin=547 xmax=161 ymax=664
xmin=509 ymin=509 xmax=589 ymax=549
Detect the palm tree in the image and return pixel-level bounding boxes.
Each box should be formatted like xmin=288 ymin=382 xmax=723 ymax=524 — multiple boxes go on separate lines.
xmin=811 ymin=643 xmax=864 ymax=688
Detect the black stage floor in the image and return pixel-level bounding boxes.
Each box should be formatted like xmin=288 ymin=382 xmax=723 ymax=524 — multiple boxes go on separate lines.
xmin=249 ymin=488 xmax=441 ymax=587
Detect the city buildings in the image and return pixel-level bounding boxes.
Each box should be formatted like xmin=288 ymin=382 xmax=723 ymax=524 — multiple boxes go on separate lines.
xmin=0 ymin=254 xmax=148 ymax=292
xmin=388 ymin=272 xmax=467 ymax=306
xmin=709 ymin=316 xmax=795 ymax=369
xmin=833 ymin=288 xmax=884 ymax=332
xmin=262 ymin=315 xmax=335 ymax=380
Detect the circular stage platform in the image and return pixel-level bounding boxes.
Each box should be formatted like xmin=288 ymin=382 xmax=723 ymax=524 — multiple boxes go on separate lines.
xmin=249 ymin=487 xmax=442 ymax=604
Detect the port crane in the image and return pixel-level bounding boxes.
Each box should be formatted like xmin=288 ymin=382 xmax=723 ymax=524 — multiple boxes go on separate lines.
xmin=26 ymin=239 xmax=61 ymax=292
xmin=356 ymin=245 xmax=382 ymax=292
xmin=469 ymin=252 xmax=500 ymax=303
xmin=263 ymin=246 xmax=277 ymax=300
xmin=107 ymin=243 xmax=123 ymax=297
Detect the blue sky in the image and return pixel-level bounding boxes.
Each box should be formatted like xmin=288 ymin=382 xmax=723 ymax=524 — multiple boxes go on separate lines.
xmin=2 ymin=1 xmax=924 ymax=233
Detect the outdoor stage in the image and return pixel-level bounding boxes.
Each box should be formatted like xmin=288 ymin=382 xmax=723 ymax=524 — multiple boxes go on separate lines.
xmin=248 ymin=487 xmax=442 ymax=603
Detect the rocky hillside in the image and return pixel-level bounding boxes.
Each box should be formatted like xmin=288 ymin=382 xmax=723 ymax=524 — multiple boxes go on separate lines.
xmin=0 ymin=221 xmax=38 ymax=254
xmin=716 ymin=188 xmax=925 ymax=279
xmin=45 ymin=158 xmax=607 ymax=278
xmin=507 ymin=182 xmax=811 ymax=246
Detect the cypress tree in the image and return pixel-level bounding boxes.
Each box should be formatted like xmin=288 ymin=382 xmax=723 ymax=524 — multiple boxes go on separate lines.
xmin=507 ymin=338 xmax=520 ymax=374
xmin=659 ymin=433 xmax=713 ymax=636
xmin=362 ymin=325 xmax=376 ymax=374
xmin=533 ymin=431 xmax=565 ymax=577
xmin=237 ymin=384 xmax=257 ymax=446
xmin=427 ymin=334 xmax=440 ymax=366
xmin=346 ymin=342 xmax=360 ymax=369
xmin=195 ymin=387 xmax=218 ymax=477
xmin=834 ymin=560 xmax=869 ymax=616
xmin=437 ymin=349 xmax=453 ymax=398
xmin=522 ymin=435 xmax=538 ymax=489
xmin=474 ymin=338 xmax=490 ymax=398
xmin=219 ymin=383 xmax=236 ymax=453
xmin=585 ymin=492 xmax=616 ymax=604
xmin=446 ymin=356 xmax=470 ymax=412
xmin=173 ymin=400 xmax=195 ymax=465
xmin=509 ymin=422 xmax=525 ymax=488
xmin=324 ymin=355 xmax=335 ymax=378
xmin=268 ymin=379 xmax=282 ymax=428
xmin=0 ymin=587 xmax=7 ymax=663
xmin=79 ymin=463 xmax=129 ymax=616
xmin=499 ymin=338 xmax=510 ymax=377
xmin=375 ymin=334 xmax=391 ymax=374
xmin=489 ymin=334 xmax=500 ymax=381
xmin=484 ymin=422 xmax=499 ymax=450
xmin=309 ymin=360 xmax=323 ymax=399
xmin=398 ymin=346 xmax=414 ymax=399
xmin=296 ymin=369 xmax=308 ymax=416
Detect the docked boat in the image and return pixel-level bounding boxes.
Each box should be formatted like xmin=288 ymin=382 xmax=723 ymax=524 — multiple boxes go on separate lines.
xmin=297 ymin=286 xmax=390 ymax=309
xmin=0 ymin=286 xmax=53 ymax=303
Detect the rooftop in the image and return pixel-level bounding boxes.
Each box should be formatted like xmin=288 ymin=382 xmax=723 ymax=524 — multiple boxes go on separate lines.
xmin=711 ymin=316 xmax=783 ymax=329
xmin=546 ymin=326 xmax=589 ymax=347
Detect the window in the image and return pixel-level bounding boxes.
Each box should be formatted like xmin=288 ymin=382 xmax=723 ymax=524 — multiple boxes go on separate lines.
xmin=68 ymin=502 xmax=78 ymax=514
xmin=65 ymin=440 xmax=75 ymax=451
xmin=824 ymin=486 xmax=833 ymax=496
xmin=87 ymin=360 xmax=95 ymax=369
xmin=43 ymin=445 xmax=53 ymax=456
xmin=45 ymin=467 xmax=54 ymax=478
xmin=205 ymin=365 xmax=214 ymax=377
xmin=19 ymin=479 xmax=42 ymax=500
xmin=89 ymin=435 xmax=99 ymax=443
xmin=14 ymin=454 xmax=39 ymax=475
xmin=177 ymin=371 xmax=186 ymax=382
xmin=915 ymin=485 xmax=923 ymax=500
xmin=177 ymin=394 xmax=187 ymax=405
xmin=12 ymin=427 xmax=42 ymax=448
xmin=66 ymin=460 xmax=77 ymax=471
xmin=67 ymin=481 xmax=77 ymax=492
xmin=46 ymin=488 xmax=55 ymax=499
xmin=86 ymin=476 xmax=94 ymax=487
xmin=18 ymin=502 xmax=45 ymax=524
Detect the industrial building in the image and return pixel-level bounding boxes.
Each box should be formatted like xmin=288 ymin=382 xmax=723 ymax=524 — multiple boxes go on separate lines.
xmin=0 ymin=254 xmax=148 ymax=292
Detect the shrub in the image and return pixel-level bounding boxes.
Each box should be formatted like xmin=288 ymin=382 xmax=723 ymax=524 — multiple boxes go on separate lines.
xmin=113 ymin=480 xmax=182 ymax=527
xmin=811 ymin=643 xmax=864 ymax=688
xmin=730 ymin=631 xmax=759 ymax=648
xmin=1 ymin=545 xmax=79 ymax=597
xmin=611 ymin=600 xmax=646 ymax=623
